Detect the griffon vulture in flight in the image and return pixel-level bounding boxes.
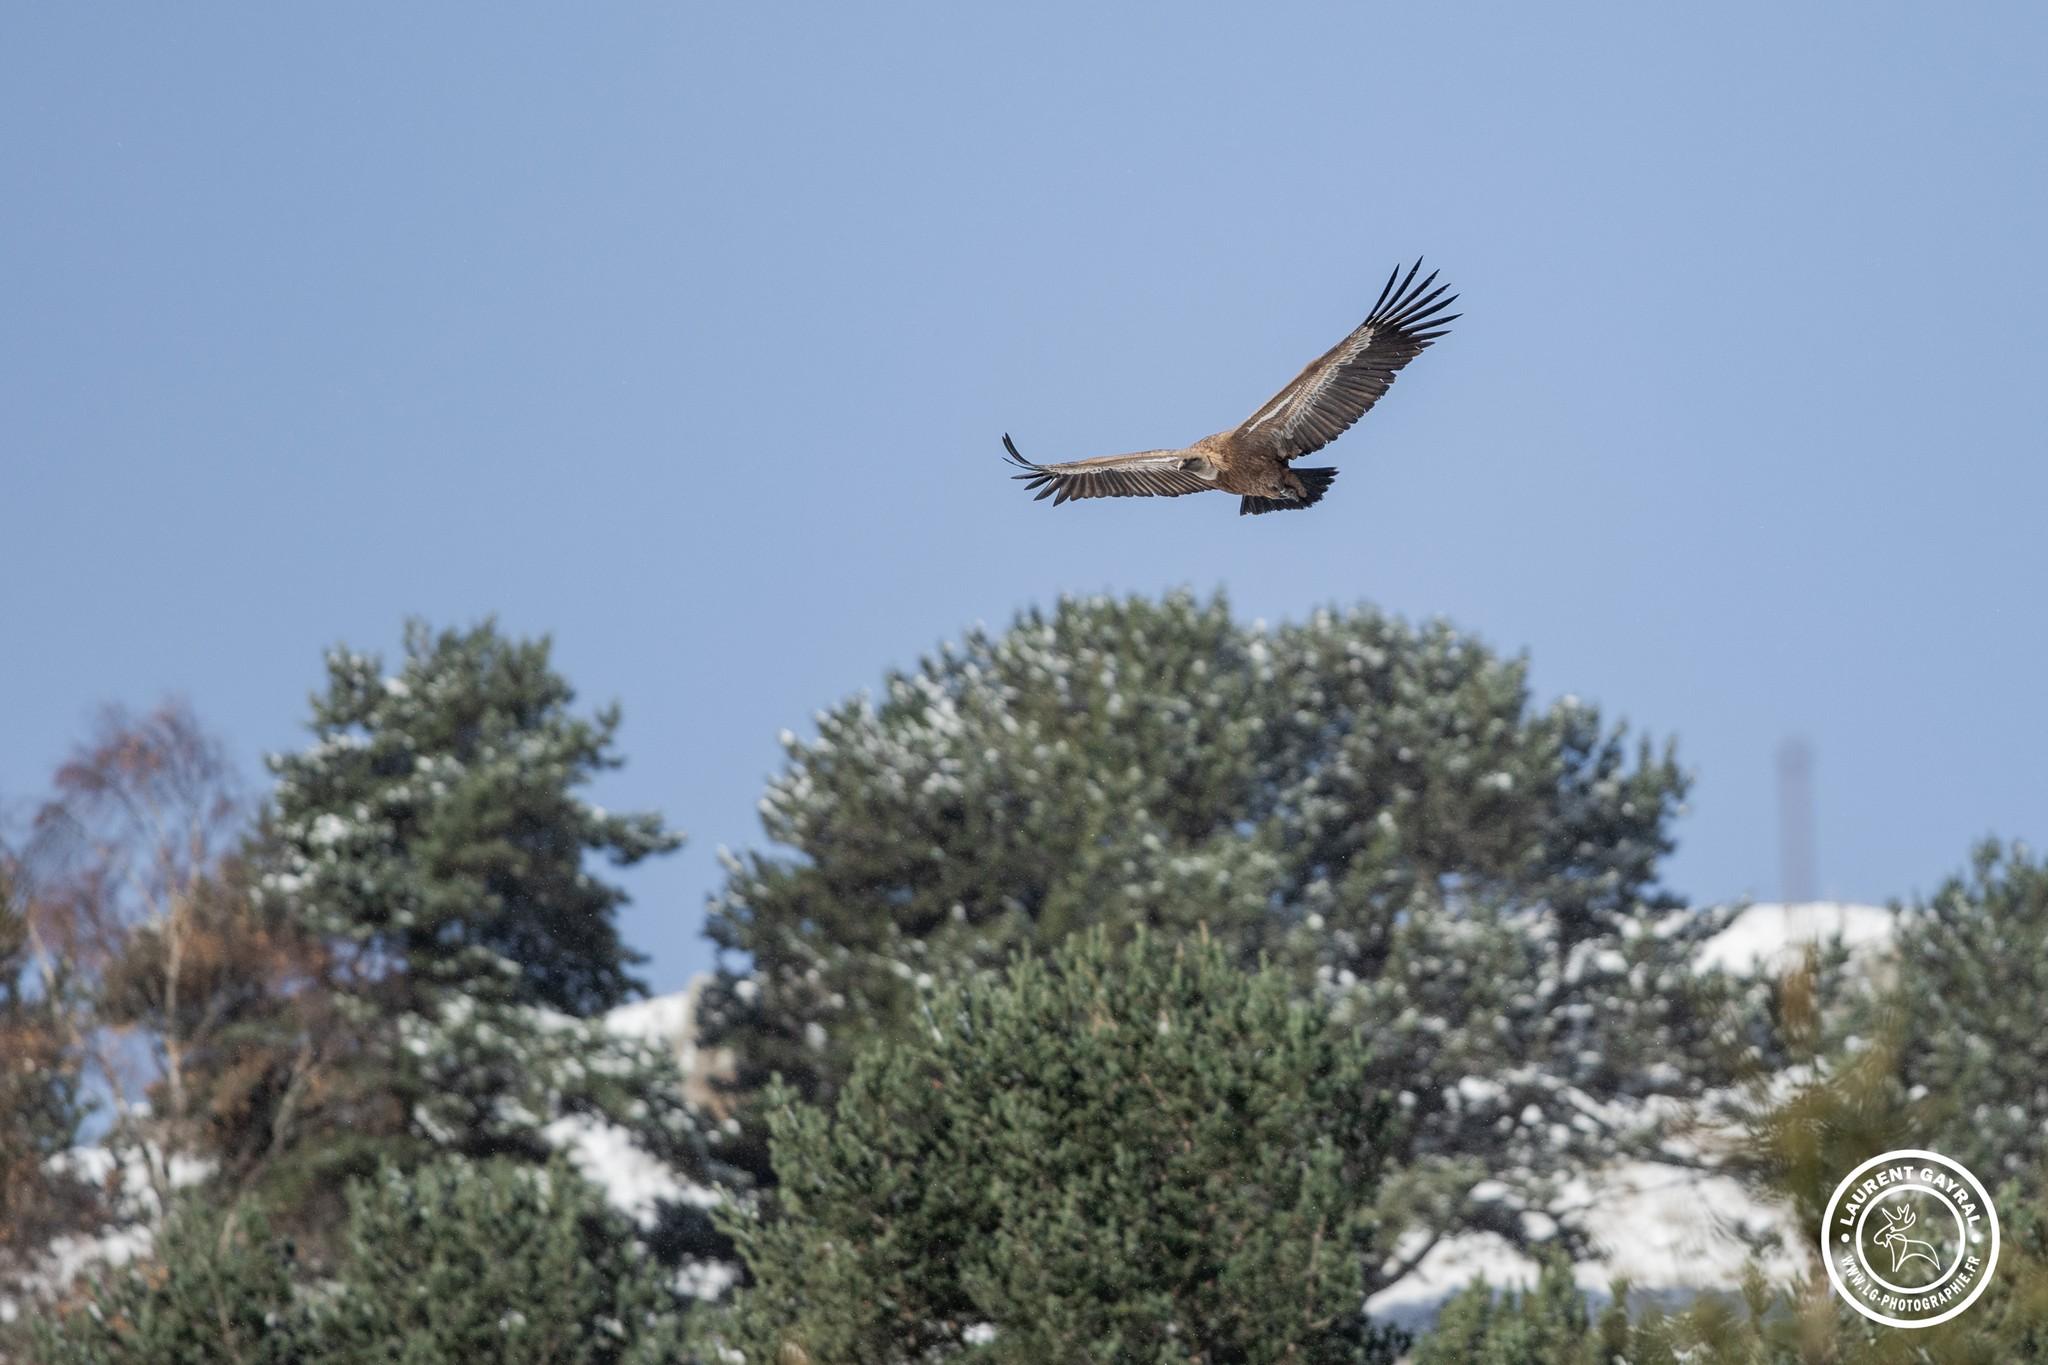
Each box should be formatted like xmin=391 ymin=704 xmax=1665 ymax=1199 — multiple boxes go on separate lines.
xmin=1003 ymin=260 xmax=1457 ymax=516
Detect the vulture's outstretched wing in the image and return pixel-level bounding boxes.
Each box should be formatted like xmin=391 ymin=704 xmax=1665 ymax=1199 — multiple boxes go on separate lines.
xmin=1001 ymin=435 xmax=1215 ymax=505
xmin=1233 ymin=261 xmax=1457 ymax=461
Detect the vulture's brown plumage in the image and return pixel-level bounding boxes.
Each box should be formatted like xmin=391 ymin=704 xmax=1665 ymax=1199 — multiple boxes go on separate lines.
xmin=1003 ymin=260 xmax=1457 ymax=517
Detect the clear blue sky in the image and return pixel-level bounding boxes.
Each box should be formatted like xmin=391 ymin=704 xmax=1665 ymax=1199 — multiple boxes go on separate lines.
xmin=6 ymin=4 xmax=2045 ymax=995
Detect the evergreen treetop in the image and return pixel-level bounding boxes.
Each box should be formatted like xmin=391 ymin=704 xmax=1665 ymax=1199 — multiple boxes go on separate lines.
xmin=267 ymin=618 xmax=680 ymax=1017
xmin=1880 ymin=839 xmax=2048 ymax=1182
xmin=250 ymin=620 xmax=696 ymax=1200
xmin=707 ymin=928 xmax=1404 ymax=1364
xmin=29 ymin=1157 xmax=687 ymax=1365
xmin=703 ymin=591 xmax=1686 ymax=1118
xmin=697 ymin=592 xmax=1719 ymax=1290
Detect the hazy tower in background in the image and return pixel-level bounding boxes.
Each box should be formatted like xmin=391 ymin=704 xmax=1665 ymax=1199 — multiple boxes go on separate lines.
xmin=1778 ymin=737 xmax=1816 ymax=903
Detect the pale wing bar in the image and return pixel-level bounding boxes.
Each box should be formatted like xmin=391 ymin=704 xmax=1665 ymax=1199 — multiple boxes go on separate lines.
xmin=1235 ymin=260 xmax=1459 ymax=460
xmin=1001 ymin=435 xmax=1212 ymax=506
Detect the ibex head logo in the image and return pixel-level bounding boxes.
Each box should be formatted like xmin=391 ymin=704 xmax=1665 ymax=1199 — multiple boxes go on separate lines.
xmin=1872 ymin=1205 xmax=1941 ymax=1278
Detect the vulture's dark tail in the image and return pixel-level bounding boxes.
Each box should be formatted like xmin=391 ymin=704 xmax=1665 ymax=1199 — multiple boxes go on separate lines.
xmin=1239 ymin=467 xmax=1338 ymax=517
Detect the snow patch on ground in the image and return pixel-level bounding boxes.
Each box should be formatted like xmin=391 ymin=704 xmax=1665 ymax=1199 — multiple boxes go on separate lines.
xmin=3 ymin=1144 xmax=212 ymax=1320
xmin=17 ymin=986 xmax=729 ymax=1311
xmin=1373 ymin=902 xmax=1893 ymax=1330
xmin=1367 ymin=1160 xmax=1804 ymax=1330
xmin=573 ymin=980 xmax=732 ymax=1300
xmin=1695 ymin=902 xmax=1894 ymax=976
xmin=607 ymin=989 xmax=701 ymax=1049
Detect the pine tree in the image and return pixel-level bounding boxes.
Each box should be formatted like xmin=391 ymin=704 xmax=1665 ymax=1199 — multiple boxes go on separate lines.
xmin=257 ymin=620 xmax=693 ymax=1180
xmin=1410 ymin=1255 xmax=1653 ymax=1365
xmin=704 ymin=928 xmax=1404 ymax=1364
xmin=267 ymin=619 xmax=677 ymax=1016
xmin=314 ymin=1157 xmax=687 ymax=1365
xmin=1875 ymin=839 xmax=2048 ymax=1182
xmin=699 ymin=592 xmax=1717 ymax=1286
xmin=27 ymin=1159 xmax=688 ymax=1365
xmin=27 ymin=1203 xmax=305 ymax=1365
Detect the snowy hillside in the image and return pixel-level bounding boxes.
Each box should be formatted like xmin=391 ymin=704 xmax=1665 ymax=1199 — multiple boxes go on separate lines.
xmin=8 ymin=985 xmax=740 ymax=1316
xmin=17 ymin=902 xmax=1897 ymax=1328
xmin=550 ymin=975 xmax=736 ymax=1299
xmin=1369 ymin=900 xmax=1897 ymax=1328
xmin=1693 ymin=901 xmax=1895 ymax=976
xmin=1 ymin=1147 xmax=211 ymax=1323
xmin=1365 ymin=1158 xmax=1803 ymax=1329
xmin=554 ymin=975 xmax=727 ymax=1227
xmin=554 ymin=901 xmax=1901 ymax=1324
